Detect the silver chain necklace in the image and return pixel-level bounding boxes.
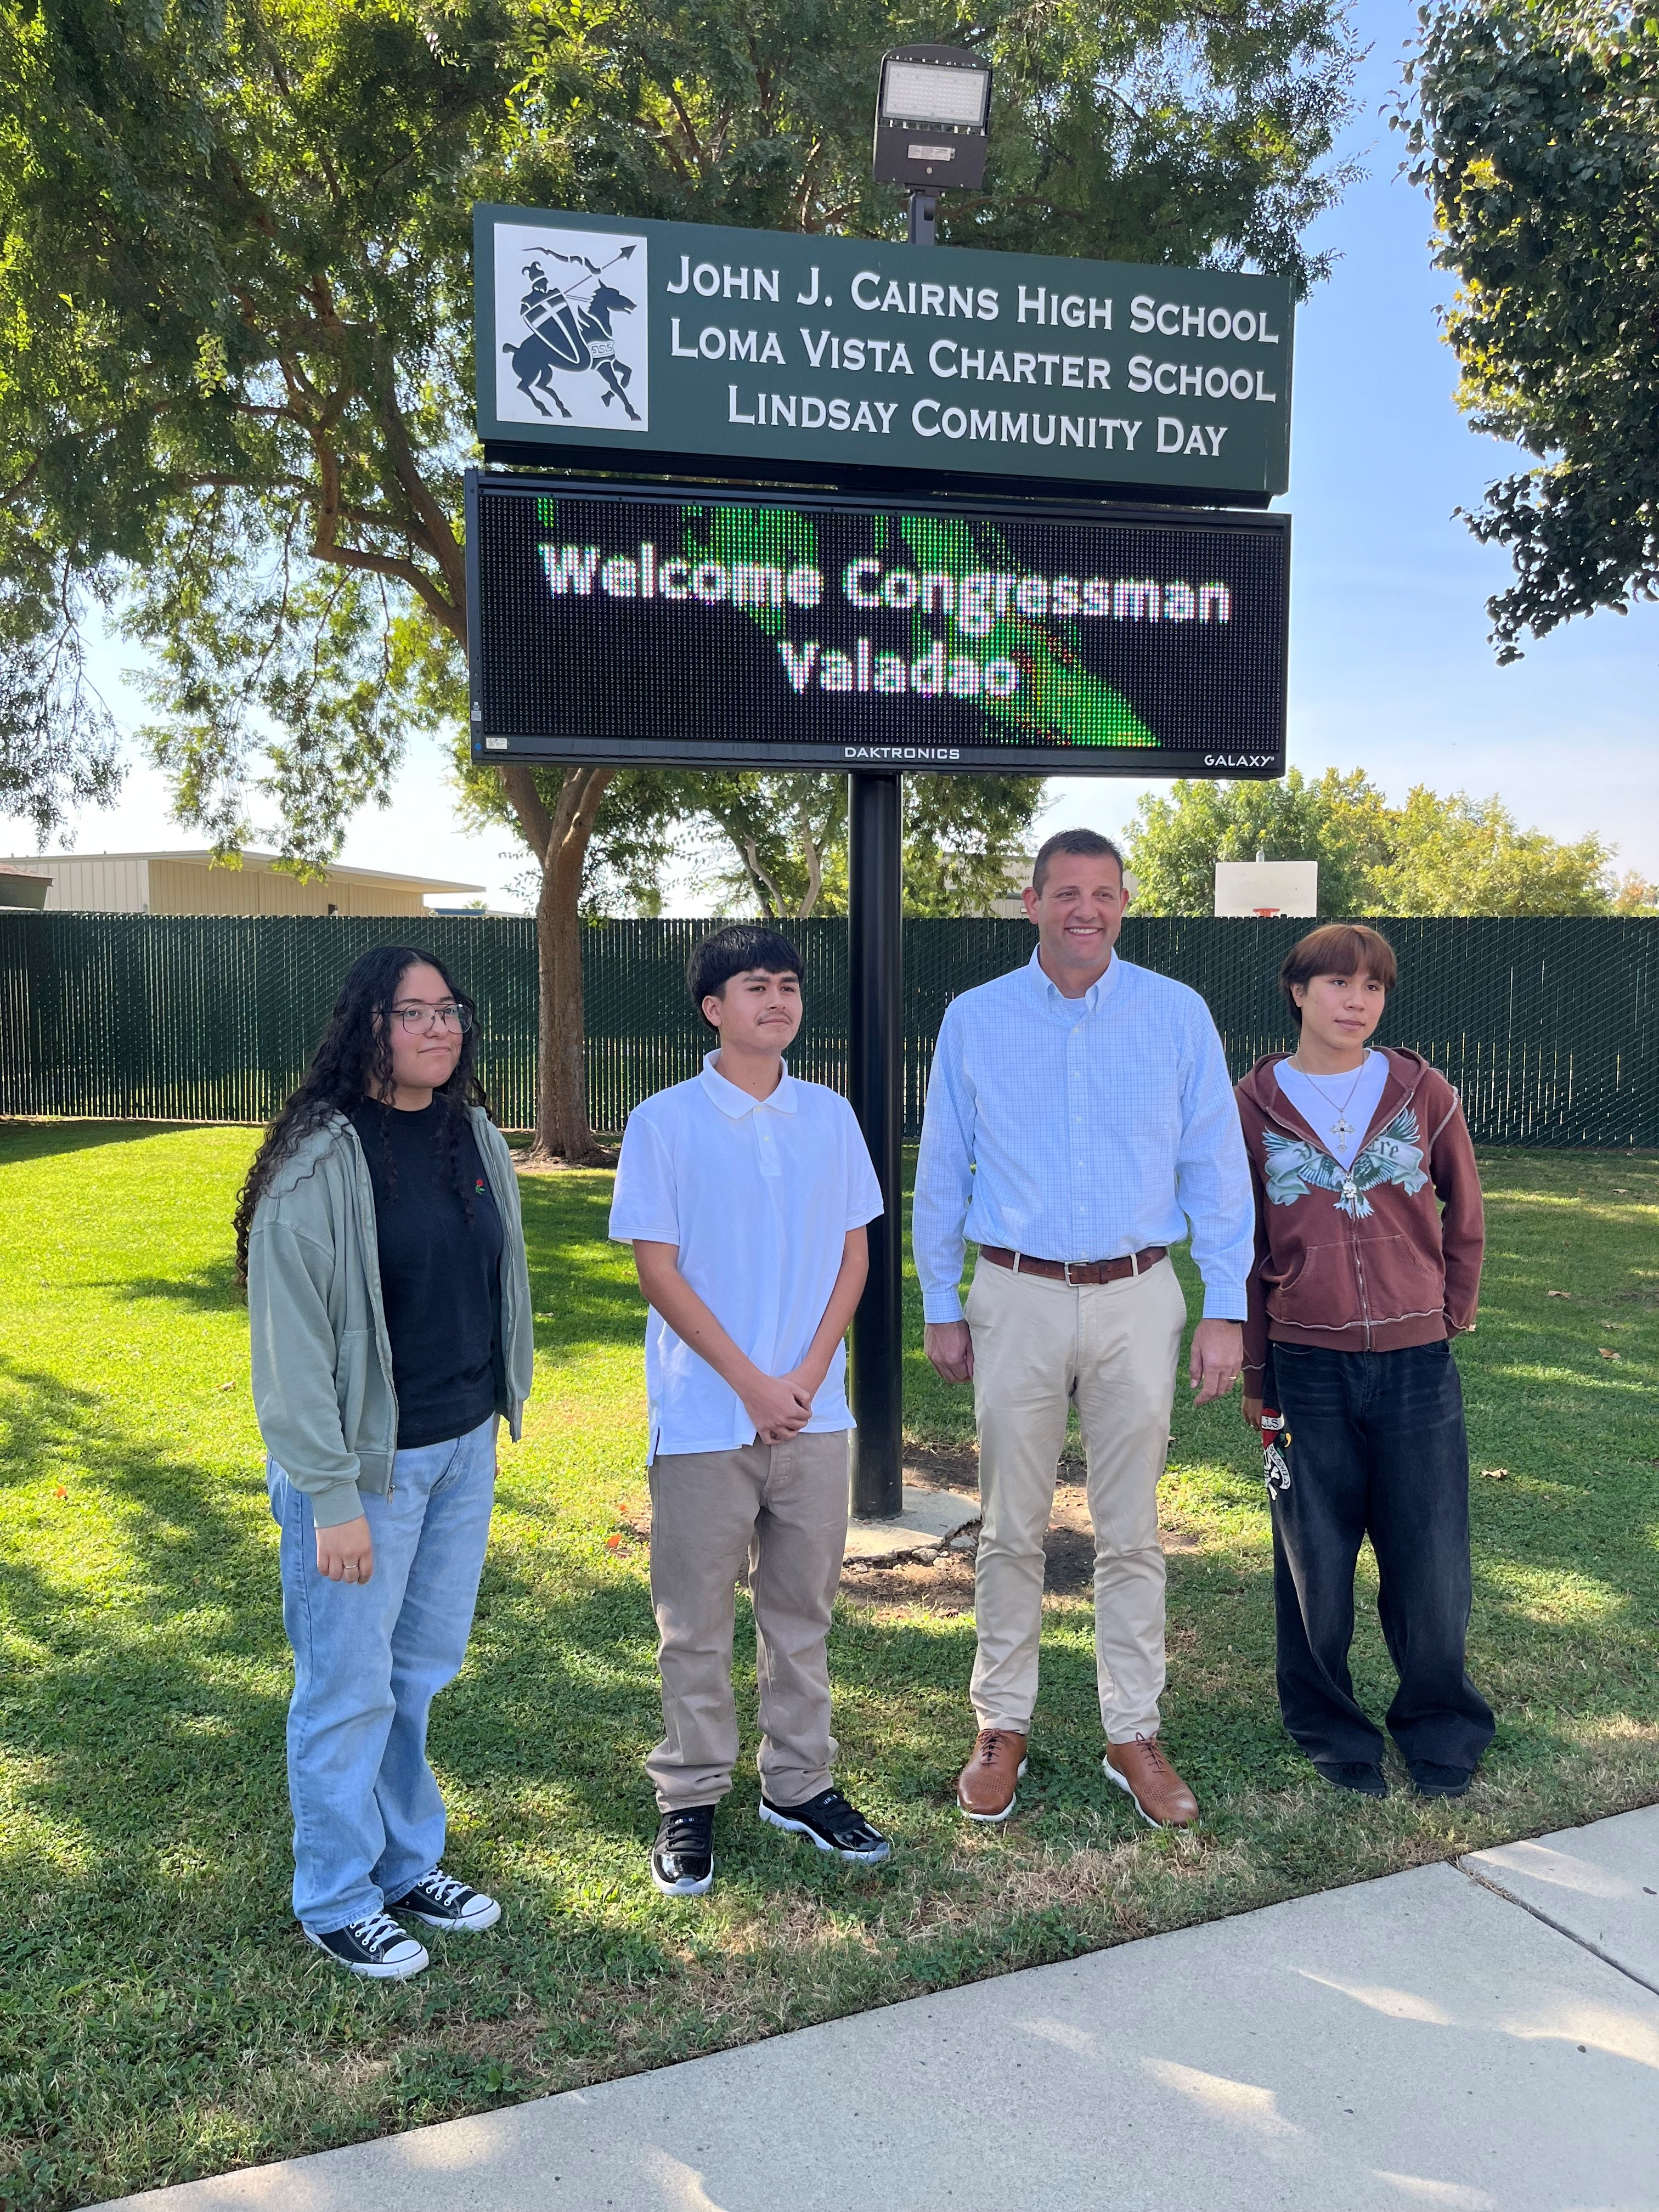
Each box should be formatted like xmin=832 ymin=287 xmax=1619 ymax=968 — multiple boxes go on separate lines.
xmin=1291 ymin=1052 xmax=1369 ymax=1143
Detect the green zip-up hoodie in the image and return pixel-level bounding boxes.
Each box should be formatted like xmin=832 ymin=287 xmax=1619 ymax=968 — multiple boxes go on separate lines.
xmin=247 ymin=1107 xmax=534 ymax=1526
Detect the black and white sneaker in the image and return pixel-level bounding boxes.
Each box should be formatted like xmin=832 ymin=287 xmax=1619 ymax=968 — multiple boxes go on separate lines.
xmin=759 ymin=1787 xmax=891 ymax=1866
xmin=304 ymin=1910 xmax=429 ymax=1980
xmin=651 ymin=1806 xmax=715 ymax=1897
xmin=390 ymin=1867 xmax=501 ymax=1932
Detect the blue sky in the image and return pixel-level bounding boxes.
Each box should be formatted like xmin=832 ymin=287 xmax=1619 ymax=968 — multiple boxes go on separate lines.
xmin=12 ymin=0 xmax=1655 ymax=899
xmin=1049 ymin=0 xmax=1658 ymax=873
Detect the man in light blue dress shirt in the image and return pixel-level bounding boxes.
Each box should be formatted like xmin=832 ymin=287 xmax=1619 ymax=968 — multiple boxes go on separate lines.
xmin=915 ymin=829 xmax=1254 ymax=1828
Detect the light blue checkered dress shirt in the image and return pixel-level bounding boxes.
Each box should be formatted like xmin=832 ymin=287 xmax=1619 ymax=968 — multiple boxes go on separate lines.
xmin=913 ymin=949 xmax=1254 ymax=1325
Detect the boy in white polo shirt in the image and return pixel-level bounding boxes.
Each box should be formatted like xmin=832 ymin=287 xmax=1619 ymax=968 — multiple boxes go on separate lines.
xmin=609 ymin=924 xmax=889 ymax=1897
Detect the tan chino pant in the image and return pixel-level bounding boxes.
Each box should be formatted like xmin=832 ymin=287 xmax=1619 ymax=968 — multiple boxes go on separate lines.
xmin=967 ymin=1254 xmax=1187 ymax=1742
xmin=646 ymin=1430 xmax=850 ymax=1812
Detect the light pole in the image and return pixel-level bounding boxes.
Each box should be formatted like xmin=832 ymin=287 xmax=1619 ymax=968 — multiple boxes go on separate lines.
xmin=847 ymin=45 xmax=993 ymax=1521
xmin=873 ymin=43 xmax=994 ymax=245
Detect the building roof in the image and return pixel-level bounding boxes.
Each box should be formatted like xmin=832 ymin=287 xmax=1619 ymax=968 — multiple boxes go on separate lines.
xmin=1 ymin=848 xmax=484 ymax=893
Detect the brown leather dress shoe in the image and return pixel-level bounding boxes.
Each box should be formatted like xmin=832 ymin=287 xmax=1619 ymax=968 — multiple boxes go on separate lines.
xmin=956 ymin=1728 xmax=1029 ymax=1823
xmin=1103 ymin=1734 xmax=1199 ymax=1828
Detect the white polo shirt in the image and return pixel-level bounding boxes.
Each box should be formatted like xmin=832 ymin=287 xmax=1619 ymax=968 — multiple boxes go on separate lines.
xmin=609 ymin=1054 xmax=884 ymax=1460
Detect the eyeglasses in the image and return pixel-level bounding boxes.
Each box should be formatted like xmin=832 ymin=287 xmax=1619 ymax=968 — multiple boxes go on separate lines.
xmin=391 ymin=1002 xmax=472 ymax=1034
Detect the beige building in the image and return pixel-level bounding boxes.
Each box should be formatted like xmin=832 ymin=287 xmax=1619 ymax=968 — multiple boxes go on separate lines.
xmin=0 ymin=862 xmax=52 ymax=910
xmin=1 ymin=848 xmax=483 ymax=918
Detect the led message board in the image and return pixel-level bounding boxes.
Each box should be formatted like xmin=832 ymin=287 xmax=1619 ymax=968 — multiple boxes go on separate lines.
xmin=474 ymin=206 xmax=1295 ymax=503
xmin=466 ymin=475 xmax=1289 ymax=776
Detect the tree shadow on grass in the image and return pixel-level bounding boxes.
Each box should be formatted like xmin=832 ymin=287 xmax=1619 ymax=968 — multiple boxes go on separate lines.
xmin=518 ymin=1176 xmax=650 ymax=1371
xmin=82 ymin=1258 xmax=242 ymax=1310
xmin=0 ymin=1119 xmax=205 ymax=1167
xmin=0 ymin=1359 xmax=290 ymax=1872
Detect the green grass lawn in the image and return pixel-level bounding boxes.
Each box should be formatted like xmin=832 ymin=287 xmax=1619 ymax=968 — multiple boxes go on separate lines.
xmin=1 ymin=1123 xmax=1655 ymax=2210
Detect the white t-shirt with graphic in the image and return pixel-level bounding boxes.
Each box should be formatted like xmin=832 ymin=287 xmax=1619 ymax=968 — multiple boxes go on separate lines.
xmin=1274 ymin=1050 xmax=1390 ymax=1170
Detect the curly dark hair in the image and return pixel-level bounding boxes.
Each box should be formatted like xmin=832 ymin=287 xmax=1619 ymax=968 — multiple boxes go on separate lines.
xmin=233 ymin=945 xmax=489 ymax=1288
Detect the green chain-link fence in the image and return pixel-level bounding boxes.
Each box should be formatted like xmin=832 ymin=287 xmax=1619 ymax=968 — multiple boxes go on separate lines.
xmin=2 ymin=911 xmax=1654 ymax=1144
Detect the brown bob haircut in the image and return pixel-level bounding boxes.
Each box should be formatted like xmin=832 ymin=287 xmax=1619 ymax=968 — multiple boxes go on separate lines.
xmin=1279 ymin=923 xmax=1398 ymax=1029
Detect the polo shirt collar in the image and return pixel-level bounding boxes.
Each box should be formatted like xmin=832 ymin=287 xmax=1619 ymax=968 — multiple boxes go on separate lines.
xmin=1025 ymin=945 xmax=1121 ymax=1015
xmin=699 ymin=1050 xmax=799 ymax=1118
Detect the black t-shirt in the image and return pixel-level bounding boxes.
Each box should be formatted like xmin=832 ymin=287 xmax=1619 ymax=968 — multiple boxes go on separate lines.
xmin=349 ymin=1098 xmax=505 ymax=1450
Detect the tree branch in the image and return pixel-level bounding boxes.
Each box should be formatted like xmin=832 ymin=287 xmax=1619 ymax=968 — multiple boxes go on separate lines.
xmin=740 ymin=833 xmax=785 ymax=916
xmin=797 ymin=805 xmax=823 ymax=919
xmin=371 ymin=346 xmax=469 ymax=611
xmin=500 ymin=765 xmax=555 ymax=865
xmin=1 ymin=458 xmax=41 ymax=507
xmin=309 ymin=531 xmax=460 ymax=636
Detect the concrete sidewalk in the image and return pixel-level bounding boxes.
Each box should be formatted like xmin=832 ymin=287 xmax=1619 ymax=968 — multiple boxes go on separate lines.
xmin=100 ymin=1807 xmax=1659 ymax=2212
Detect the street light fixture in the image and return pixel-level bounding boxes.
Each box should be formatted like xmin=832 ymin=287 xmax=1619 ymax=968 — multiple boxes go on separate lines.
xmin=873 ymin=43 xmax=992 ymax=242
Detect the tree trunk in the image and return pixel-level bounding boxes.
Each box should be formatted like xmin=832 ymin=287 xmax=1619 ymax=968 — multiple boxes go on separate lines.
xmin=503 ymin=763 xmax=613 ymax=1164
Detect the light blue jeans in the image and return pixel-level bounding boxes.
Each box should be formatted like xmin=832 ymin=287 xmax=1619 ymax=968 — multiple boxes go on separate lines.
xmin=268 ymin=1417 xmax=496 ymax=1932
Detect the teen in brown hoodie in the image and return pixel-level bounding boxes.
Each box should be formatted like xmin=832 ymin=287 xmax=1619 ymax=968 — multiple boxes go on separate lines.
xmin=1235 ymin=924 xmax=1495 ymax=1801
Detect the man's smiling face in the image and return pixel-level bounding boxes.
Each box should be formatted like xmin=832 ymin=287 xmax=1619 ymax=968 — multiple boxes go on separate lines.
xmin=1023 ymin=850 xmax=1130 ymax=986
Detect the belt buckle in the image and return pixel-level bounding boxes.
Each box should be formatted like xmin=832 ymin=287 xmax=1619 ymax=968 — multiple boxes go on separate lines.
xmin=1063 ymin=1260 xmax=1078 ymax=1285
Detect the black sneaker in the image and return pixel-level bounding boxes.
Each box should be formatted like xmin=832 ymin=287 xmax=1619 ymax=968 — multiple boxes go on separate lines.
xmin=759 ymin=1787 xmax=891 ymax=1865
xmin=1314 ymin=1761 xmax=1389 ymax=1798
xmin=304 ymin=1910 xmax=429 ymax=1980
xmin=651 ymin=1806 xmax=715 ymax=1897
xmin=390 ymin=1867 xmax=501 ymax=1932
xmin=1410 ymin=1761 xmax=1475 ymax=1799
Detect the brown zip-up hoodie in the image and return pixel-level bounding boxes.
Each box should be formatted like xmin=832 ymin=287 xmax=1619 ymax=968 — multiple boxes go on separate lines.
xmin=1235 ymin=1047 xmax=1484 ymax=1393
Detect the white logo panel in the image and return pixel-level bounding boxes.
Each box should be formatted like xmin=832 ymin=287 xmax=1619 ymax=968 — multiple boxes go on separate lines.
xmin=493 ymin=224 xmax=650 ymax=433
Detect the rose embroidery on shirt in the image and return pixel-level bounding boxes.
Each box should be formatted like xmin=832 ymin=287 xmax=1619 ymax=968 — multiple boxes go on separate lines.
xmin=1262 ymin=1104 xmax=1428 ymax=1220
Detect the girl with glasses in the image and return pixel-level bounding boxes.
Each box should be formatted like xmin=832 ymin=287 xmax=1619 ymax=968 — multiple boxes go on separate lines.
xmin=235 ymin=945 xmax=534 ymax=1979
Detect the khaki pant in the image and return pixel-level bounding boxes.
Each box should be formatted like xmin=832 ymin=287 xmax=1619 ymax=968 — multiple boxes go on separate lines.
xmin=967 ymin=1254 xmax=1187 ymax=1742
xmin=646 ymin=1430 xmax=850 ymax=1812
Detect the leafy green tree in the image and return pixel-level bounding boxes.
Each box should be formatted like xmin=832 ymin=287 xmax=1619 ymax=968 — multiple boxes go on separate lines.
xmin=686 ymin=771 xmax=1043 ymax=917
xmin=1125 ymin=768 xmax=1394 ymax=915
xmin=1125 ymin=771 xmax=1619 ymax=915
xmin=523 ymin=0 xmax=1361 ymax=274
xmin=1375 ymin=788 xmax=1614 ymax=917
xmin=899 ymin=775 xmax=1049 ymax=917
xmin=0 ymin=535 xmax=123 ymax=839
xmin=687 ymin=774 xmax=849 ymax=918
xmin=2 ymin=0 xmax=1361 ymax=1154
xmin=1400 ymin=0 xmax=1659 ymax=659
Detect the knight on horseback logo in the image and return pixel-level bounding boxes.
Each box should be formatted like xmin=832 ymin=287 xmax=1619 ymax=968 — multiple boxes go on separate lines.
xmin=493 ymin=225 xmax=651 ymax=433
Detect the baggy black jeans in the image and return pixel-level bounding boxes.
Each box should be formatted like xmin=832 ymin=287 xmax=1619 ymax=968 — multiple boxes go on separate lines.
xmin=1266 ymin=1340 xmax=1496 ymax=1773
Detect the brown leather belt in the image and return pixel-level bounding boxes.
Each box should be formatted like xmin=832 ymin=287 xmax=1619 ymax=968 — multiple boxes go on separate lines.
xmin=981 ymin=1244 xmax=1167 ymax=1286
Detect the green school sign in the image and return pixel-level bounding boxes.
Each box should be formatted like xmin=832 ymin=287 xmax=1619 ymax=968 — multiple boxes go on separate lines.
xmin=473 ymin=206 xmax=1295 ymax=504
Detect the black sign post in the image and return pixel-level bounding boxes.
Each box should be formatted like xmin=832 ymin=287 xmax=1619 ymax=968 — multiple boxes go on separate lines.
xmin=844 ymin=137 xmax=958 ymax=1519
xmin=847 ymin=768 xmax=905 ymax=1515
